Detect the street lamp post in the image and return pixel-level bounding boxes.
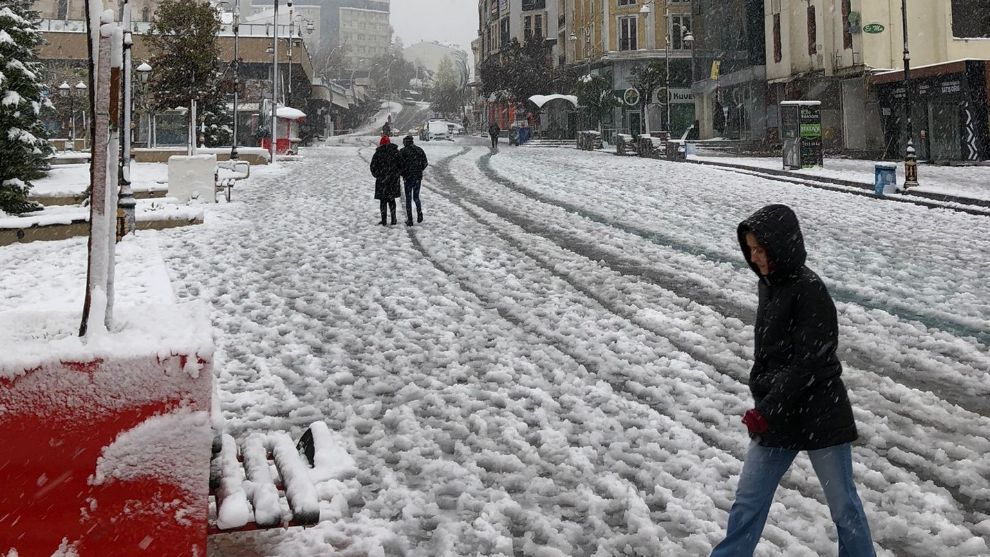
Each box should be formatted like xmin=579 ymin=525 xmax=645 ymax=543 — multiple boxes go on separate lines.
xmin=286 ymin=13 xmax=314 ymax=108
xmin=136 ymin=62 xmax=152 ymax=147
xmin=59 ymin=80 xmax=87 ymax=147
xmin=901 ymin=0 xmax=918 ymax=189
xmin=639 ymin=0 xmax=670 ymax=130
xmin=231 ymin=0 xmax=241 ymax=159
xmin=270 ymin=0 xmax=280 ymax=163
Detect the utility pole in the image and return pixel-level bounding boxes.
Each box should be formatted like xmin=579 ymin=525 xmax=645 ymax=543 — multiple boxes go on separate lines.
xmin=270 ymin=0 xmax=279 ymax=163
xmin=901 ymin=0 xmax=918 ymax=188
xmin=231 ymin=0 xmax=240 ymax=159
xmin=287 ymin=0 xmax=293 ymax=108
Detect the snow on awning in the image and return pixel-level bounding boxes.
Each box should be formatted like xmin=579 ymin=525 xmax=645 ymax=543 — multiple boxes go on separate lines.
xmin=276 ymin=107 xmax=306 ymax=120
xmin=528 ymin=94 xmax=579 ymax=109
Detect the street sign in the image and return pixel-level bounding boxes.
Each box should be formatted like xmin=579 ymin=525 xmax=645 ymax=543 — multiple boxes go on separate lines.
xmin=863 ymin=23 xmax=885 ymax=34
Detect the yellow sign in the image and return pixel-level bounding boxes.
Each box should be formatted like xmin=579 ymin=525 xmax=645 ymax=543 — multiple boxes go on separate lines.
xmin=710 ymin=60 xmax=721 ymax=80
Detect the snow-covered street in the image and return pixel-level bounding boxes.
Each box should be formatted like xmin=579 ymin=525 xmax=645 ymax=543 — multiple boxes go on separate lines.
xmin=125 ymin=136 xmax=986 ymax=555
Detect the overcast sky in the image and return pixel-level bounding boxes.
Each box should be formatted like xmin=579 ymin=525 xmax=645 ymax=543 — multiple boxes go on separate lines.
xmin=390 ymin=0 xmax=478 ymax=55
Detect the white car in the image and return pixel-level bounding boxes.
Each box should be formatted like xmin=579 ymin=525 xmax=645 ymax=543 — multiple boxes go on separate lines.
xmin=426 ymin=120 xmax=452 ymax=141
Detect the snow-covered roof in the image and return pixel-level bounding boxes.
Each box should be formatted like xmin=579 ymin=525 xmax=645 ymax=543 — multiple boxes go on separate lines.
xmin=276 ymin=107 xmax=306 ymax=120
xmin=528 ymin=94 xmax=579 ymax=109
xmin=529 ymin=95 xmax=577 ymax=108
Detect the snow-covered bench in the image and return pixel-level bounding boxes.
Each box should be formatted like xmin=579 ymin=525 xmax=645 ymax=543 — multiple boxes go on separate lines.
xmin=209 ymin=421 xmax=356 ymax=533
xmin=615 ymin=134 xmax=637 ymax=156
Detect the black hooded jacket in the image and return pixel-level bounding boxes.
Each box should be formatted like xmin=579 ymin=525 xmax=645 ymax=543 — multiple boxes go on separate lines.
xmin=370 ymin=143 xmax=401 ymax=200
xmin=737 ymin=204 xmax=857 ymax=450
xmin=398 ymin=136 xmax=429 ymax=180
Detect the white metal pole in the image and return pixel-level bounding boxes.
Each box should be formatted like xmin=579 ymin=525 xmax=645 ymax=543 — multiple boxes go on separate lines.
xmin=231 ymin=0 xmax=240 ymax=159
xmin=119 ymin=0 xmax=135 ymax=236
xmin=270 ymin=0 xmax=279 ymax=163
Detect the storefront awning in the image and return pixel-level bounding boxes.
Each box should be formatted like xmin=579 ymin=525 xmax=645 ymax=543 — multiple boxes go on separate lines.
xmin=528 ymin=94 xmax=578 ymax=109
xmin=871 ymin=59 xmax=978 ymax=86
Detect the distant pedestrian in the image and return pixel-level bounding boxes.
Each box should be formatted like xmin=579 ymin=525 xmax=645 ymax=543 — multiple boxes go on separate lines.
xmin=370 ymin=135 xmax=400 ymax=226
xmin=398 ymin=135 xmax=429 ymax=226
xmin=382 ymin=120 xmax=392 ymax=137
xmin=488 ymin=122 xmax=500 ymax=151
xmin=711 ymin=204 xmax=874 ymax=557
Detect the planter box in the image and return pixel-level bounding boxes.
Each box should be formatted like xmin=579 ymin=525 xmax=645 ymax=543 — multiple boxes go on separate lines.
xmin=0 ymin=304 xmax=215 ymax=556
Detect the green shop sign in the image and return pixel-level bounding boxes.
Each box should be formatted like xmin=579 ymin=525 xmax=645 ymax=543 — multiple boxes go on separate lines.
xmin=863 ymin=23 xmax=885 ymax=34
xmin=800 ymin=123 xmax=822 ymax=138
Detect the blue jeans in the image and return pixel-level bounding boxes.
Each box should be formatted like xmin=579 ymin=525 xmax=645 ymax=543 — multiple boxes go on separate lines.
xmin=711 ymin=442 xmax=875 ymax=557
xmin=403 ymin=176 xmax=422 ymax=221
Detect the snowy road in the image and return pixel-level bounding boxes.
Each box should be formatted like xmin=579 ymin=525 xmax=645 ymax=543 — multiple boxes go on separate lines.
xmin=153 ymin=136 xmax=990 ymax=556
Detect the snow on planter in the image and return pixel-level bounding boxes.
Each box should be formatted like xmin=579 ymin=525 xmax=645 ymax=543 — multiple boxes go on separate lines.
xmin=0 ymin=302 xmax=214 ymax=556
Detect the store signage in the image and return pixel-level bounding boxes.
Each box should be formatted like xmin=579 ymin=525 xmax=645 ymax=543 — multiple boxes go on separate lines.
xmin=863 ymin=23 xmax=885 ymax=34
xmin=623 ymin=88 xmax=640 ymax=106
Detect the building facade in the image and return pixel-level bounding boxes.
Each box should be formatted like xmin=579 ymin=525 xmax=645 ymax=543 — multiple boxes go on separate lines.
xmin=561 ymin=0 xmax=694 ymax=136
xmin=764 ymin=0 xmax=990 ymax=160
xmin=689 ymin=0 xmax=766 ymax=142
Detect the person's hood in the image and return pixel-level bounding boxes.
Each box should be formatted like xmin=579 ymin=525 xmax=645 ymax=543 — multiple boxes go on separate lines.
xmin=379 ymin=135 xmax=390 ymax=146
xmin=737 ymin=204 xmax=807 ymax=283
xmin=403 ymin=135 xmax=414 ymax=146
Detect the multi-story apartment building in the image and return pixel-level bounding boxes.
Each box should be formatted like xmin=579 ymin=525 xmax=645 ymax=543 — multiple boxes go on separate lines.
xmin=561 ymin=0 xmax=694 ymax=136
xmin=764 ymin=0 xmax=990 ymax=160
xmin=478 ymin=0 xmax=562 ymax=128
xmin=338 ymin=5 xmax=391 ymax=70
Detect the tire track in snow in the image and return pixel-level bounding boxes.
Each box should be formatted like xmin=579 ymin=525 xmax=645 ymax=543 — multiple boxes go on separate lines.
xmin=426 ymin=148 xmax=990 ymax=526
xmin=434 ymin=148 xmax=990 ymax=419
xmin=409 ymin=151 xmax=967 ymax=554
xmin=478 ymin=152 xmax=990 ymax=349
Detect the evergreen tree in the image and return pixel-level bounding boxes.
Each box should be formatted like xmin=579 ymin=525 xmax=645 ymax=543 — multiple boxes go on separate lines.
xmin=146 ymin=0 xmax=221 ymax=143
xmin=0 ymin=3 xmax=52 ymax=214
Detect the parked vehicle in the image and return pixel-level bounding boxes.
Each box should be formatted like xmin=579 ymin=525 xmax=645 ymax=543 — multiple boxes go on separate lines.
xmin=424 ymin=120 xmax=452 ymax=141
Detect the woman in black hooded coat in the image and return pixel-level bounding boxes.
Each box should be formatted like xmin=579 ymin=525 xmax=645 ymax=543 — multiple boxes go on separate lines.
xmin=370 ymin=136 xmax=401 ymax=225
xmin=711 ymin=204 xmax=875 ymax=556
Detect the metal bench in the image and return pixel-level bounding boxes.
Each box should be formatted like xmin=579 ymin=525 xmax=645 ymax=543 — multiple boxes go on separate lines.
xmin=208 ymin=422 xmax=334 ymax=534
xmin=215 ymin=159 xmax=251 ymax=202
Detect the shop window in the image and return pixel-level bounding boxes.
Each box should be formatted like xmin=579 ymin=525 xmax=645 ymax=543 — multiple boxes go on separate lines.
xmin=773 ymin=13 xmax=781 ymax=63
xmin=807 ymin=5 xmax=817 ymax=55
xmin=619 ymin=16 xmax=637 ymax=50
xmin=951 ymin=0 xmax=990 ymax=37
xmin=841 ymin=0 xmax=852 ymax=49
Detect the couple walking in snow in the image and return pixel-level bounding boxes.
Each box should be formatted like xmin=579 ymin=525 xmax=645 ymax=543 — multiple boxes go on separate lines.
xmin=712 ymin=204 xmax=875 ymax=556
xmin=370 ymin=135 xmax=429 ymax=226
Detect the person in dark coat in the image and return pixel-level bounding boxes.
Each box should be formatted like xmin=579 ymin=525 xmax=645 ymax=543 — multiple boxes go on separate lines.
xmin=370 ymin=135 xmax=400 ymax=225
xmin=398 ymin=135 xmax=429 ymax=226
xmin=711 ymin=204 xmax=875 ymax=557
xmin=488 ymin=122 xmax=500 ymax=150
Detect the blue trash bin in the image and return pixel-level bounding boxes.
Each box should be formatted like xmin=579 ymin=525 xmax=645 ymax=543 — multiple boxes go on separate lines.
xmin=874 ymin=163 xmax=897 ymax=196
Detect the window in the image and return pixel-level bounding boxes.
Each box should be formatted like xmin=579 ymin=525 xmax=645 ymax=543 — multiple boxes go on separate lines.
xmin=618 ymin=0 xmax=636 ymax=6
xmin=951 ymin=0 xmax=990 ymax=38
xmin=500 ymin=17 xmax=510 ymax=47
xmin=522 ymin=0 xmax=546 ymax=10
xmin=773 ymin=13 xmax=782 ymax=63
xmin=619 ymin=16 xmax=637 ymax=50
xmin=56 ymin=0 xmax=68 ymax=20
xmin=524 ymin=16 xmax=532 ymax=38
xmin=535 ymin=14 xmax=543 ymax=38
xmin=841 ymin=0 xmax=852 ymax=49
xmin=670 ymin=14 xmax=691 ymax=50
xmin=807 ymin=5 xmax=817 ymax=55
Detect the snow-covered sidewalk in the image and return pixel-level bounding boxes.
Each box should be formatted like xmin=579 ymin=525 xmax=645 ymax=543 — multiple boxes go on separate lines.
xmin=689 ymin=154 xmax=990 ymax=201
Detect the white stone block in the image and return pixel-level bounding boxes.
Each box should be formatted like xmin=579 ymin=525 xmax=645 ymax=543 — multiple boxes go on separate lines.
xmin=168 ymin=154 xmax=217 ymax=204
